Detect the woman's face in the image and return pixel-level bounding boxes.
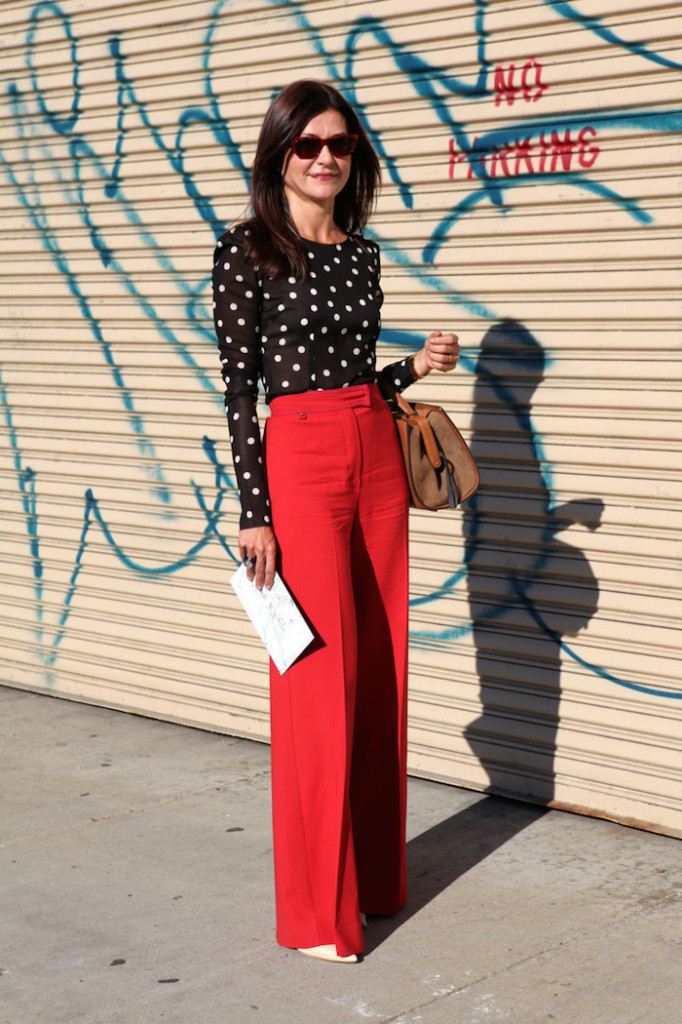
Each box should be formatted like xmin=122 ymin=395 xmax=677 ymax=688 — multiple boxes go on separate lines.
xmin=282 ymin=108 xmax=353 ymax=212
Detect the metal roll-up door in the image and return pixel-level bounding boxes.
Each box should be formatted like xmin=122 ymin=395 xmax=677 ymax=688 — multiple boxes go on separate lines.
xmin=1 ymin=1 xmax=680 ymax=837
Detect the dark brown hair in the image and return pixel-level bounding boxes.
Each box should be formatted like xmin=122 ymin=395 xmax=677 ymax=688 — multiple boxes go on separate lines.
xmin=243 ymin=80 xmax=381 ymax=280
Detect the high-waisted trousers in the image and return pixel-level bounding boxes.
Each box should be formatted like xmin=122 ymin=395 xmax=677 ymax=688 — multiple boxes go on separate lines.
xmin=265 ymin=382 xmax=410 ymax=957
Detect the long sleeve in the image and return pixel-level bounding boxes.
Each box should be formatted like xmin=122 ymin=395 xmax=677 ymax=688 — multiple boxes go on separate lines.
xmin=212 ymin=230 xmax=272 ymax=529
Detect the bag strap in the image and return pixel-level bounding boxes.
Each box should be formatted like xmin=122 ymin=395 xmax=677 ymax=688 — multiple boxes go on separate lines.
xmin=392 ymin=390 xmax=444 ymax=470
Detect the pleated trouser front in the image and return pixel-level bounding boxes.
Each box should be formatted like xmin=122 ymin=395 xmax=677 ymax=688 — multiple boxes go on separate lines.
xmin=265 ymin=382 xmax=410 ymax=957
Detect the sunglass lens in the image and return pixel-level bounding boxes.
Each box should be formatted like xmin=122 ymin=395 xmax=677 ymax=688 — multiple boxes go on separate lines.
xmin=293 ymin=137 xmax=321 ymax=159
xmin=328 ymin=135 xmax=356 ymax=157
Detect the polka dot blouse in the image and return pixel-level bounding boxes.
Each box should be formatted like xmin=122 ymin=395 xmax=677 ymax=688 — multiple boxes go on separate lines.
xmin=212 ymin=225 xmax=416 ymax=529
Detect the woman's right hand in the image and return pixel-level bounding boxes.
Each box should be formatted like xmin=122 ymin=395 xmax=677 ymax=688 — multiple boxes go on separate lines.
xmin=239 ymin=526 xmax=277 ymax=591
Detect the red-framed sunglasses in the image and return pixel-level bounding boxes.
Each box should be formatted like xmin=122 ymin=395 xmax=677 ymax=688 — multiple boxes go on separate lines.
xmin=290 ymin=133 xmax=359 ymax=160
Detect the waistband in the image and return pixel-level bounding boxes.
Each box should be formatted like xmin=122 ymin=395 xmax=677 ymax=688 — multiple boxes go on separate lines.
xmin=268 ymin=382 xmax=386 ymax=417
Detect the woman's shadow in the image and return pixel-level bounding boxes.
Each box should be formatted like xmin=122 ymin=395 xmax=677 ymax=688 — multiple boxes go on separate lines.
xmin=463 ymin=319 xmax=602 ymax=802
xmin=366 ymin=320 xmax=603 ymax=952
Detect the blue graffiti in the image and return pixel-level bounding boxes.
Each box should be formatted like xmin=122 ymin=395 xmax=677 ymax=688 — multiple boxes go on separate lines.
xmin=1 ymin=0 xmax=680 ymax=700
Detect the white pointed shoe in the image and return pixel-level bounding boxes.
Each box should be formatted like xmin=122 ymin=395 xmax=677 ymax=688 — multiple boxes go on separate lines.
xmin=297 ymin=944 xmax=358 ymax=964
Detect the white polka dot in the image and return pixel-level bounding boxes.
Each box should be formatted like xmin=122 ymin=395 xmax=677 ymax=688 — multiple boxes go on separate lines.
xmin=282 ymin=380 xmax=289 ymax=388
xmin=323 ymin=265 xmax=331 ymax=272
xmin=323 ymin=369 xmax=331 ymax=377
xmin=311 ymin=304 xmax=318 ymax=312
xmin=233 ymin=412 xmax=240 ymax=420
xmin=288 ymin=277 xmax=296 ymax=284
xmin=289 ymin=292 xmax=297 ymax=299
xmin=300 ymin=318 xmax=308 ymax=326
xmin=243 ymin=471 xmax=251 ymax=479
xmin=308 ymin=251 xmax=315 ymax=259
xmin=253 ymin=488 xmax=260 ymax=495
xmin=237 ymin=361 xmax=245 ymax=369
xmin=328 ymin=346 xmax=335 ymax=353
xmin=245 ymin=290 xmax=253 ymax=298
xmin=217 ymin=319 xmax=223 ymax=327
xmin=218 ymin=284 xmax=225 ymax=292
xmin=310 ymin=288 xmax=317 ymax=295
xmin=247 ymin=437 xmax=256 ymax=445
xmin=341 ymin=360 xmax=348 ymax=367
xmin=274 ymin=354 xmax=282 ymax=362
xmin=298 ymin=346 xmax=305 ymax=353
xmin=394 ymin=378 xmax=401 ymax=386
xmin=265 ymin=515 xmax=270 ymax=523
xmin=246 ymin=511 xmax=253 ymax=518
xmin=238 ymin=317 xmax=246 ymax=325
xmin=293 ymin=363 xmax=300 ymax=371
xmin=235 ymin=274 xmax=244 ymax=282
xmin=279 ymin=338 xmax=286 ymax=346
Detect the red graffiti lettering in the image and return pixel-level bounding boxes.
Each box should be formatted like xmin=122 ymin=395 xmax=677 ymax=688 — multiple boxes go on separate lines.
xmin=495 ymin=58 xmax=547 ymax=106
xmin=449 ymin=126 xmax=600 ymax=180
xmin=578 ymin=125 xmax=599 ymax=168
xmin=494 ymin=64 xmax=519 ymax=107
xmin=521 ymin=58 xmax=547 ymax=102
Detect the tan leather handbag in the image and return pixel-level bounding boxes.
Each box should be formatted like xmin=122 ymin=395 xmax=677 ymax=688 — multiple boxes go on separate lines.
xmin=387 ymin=389 xmax=479 ymax=510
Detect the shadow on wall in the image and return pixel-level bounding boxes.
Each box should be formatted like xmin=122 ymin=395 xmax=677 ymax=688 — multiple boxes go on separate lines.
xmin=463 ymin=320 xmax=603 ymax=805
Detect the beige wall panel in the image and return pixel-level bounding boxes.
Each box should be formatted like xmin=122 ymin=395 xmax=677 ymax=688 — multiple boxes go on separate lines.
xmin=1 ymin=0 xmax=681 ymax=836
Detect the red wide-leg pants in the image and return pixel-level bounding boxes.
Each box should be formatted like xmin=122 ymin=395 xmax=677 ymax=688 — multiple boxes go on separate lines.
xmin=265 ymin=382 xmax=410 ymax=957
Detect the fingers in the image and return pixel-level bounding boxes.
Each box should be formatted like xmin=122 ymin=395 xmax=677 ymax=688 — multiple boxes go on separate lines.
xmin=239 ymin=527 xmax=277 ymax=591
xmin=424 ymin=330 xmax=460 ymax=373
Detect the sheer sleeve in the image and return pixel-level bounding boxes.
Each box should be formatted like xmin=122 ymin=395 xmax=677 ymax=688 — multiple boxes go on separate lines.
xmin=379 ymin=355 xmax=417 ymax=394
xmin=212 ymin=230 xmax=272 ymax=530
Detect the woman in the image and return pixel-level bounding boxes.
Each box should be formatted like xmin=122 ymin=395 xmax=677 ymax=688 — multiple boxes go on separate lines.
xmin=212 ymin=80 xmax=459 ymax=963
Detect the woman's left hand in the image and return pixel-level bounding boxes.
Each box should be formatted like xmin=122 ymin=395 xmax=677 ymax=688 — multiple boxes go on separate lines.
xmin=412 ymin=331 xmax=460 ymax=378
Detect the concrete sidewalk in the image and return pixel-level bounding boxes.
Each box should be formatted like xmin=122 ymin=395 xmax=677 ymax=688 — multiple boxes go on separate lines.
xmin=1 ymin=685 xmax=680 ymax=1024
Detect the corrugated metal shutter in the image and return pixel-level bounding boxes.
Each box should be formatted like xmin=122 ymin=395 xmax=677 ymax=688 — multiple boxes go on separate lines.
xmin=1 ymin=0 xmax=680 ymax=837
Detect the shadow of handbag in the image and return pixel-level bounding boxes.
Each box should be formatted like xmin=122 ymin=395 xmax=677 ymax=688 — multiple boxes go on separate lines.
xmin=382 ymin=383 xmax=479 ymax=510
